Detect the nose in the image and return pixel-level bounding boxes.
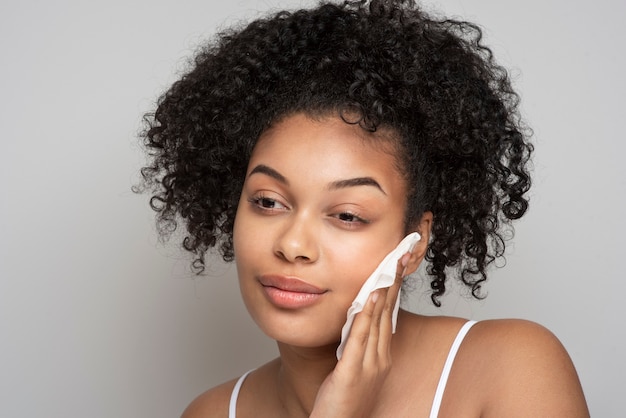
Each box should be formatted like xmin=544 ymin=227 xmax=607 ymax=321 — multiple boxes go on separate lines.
xmin=273 ymin=214 xmax=320 ymax=264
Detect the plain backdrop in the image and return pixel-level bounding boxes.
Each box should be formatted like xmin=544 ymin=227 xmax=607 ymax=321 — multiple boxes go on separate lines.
xmin=1 ymin=0 xmax=624 ymax=416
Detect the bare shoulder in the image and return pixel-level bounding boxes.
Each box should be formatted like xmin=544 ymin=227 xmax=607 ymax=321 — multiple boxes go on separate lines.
xmin=180 ymin=378 xmax=237 ymax=418
xmin=461 ymin=319 xmax=590 ymax=417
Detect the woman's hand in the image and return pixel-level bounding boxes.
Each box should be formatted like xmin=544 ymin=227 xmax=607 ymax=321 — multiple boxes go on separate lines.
xmin=309 ymin=254 xmax=410 ymax=418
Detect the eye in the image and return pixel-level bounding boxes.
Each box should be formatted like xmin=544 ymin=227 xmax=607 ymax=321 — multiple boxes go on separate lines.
xmin=337 ymin=212 xmax=360 ymax=222
xmin=248 ymin=195 xmax=287 ymax=212
xmin=333 ymin=211 xmax=369 ymax=227
xmin=258 ymin=197 xmax=282 ymax=209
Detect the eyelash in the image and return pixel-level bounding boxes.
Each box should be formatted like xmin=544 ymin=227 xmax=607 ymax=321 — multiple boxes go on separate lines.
xmin=334 ymin=211 xmax=369 ymax=226
xmin=247 ymin=195 xmax=287 ymax=212
xmin=247 ymin=195 xmax=370 ymax=227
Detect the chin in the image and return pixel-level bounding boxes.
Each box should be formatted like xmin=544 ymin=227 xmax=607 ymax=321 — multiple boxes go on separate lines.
xmin=253 ymin=309 xmax=345 ymax=349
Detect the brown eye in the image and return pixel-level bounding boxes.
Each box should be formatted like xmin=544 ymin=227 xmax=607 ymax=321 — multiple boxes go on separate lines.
xmin=259 ymin=197 xmax=277 ymax=208
xmin=247 ymin=195 xmax=287 ymax=212
xmin=336 ymin=212 xmax=368 ymax=224
xmin=338 ymin=213 xmax=358 ymax=222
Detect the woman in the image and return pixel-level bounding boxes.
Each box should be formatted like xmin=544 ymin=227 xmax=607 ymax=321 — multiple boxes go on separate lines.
xmin=137 ymin=0 xmax=589 ymax=416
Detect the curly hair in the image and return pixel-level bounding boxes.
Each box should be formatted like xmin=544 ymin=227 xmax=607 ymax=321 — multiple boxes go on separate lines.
xmin=138 ymin=0 xmax=533 ymax=306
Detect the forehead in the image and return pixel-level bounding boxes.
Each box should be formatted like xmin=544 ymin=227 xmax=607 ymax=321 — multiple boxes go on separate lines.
xmin=247 ymin=112 xmax=406 ymax=193
xmin=252 ymin=113 xmax=401 ymax=166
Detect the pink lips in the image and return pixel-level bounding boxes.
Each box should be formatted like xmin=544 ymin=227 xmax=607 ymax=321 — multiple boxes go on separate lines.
xmin=259 ymin=275 xmax=327 ymax=309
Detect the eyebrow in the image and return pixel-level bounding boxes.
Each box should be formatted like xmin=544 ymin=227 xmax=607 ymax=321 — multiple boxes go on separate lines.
xmin=328 ymin=177 xmax=387 ymax=195
xmin=248 ymin=164 xmax=289 ymax=185
xmin=249 ymin=164 xmax=386 ymax=195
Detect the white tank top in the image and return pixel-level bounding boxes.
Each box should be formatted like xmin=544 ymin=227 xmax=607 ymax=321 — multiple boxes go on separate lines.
xmin=229 ymin=320 xmax=477 ymax=418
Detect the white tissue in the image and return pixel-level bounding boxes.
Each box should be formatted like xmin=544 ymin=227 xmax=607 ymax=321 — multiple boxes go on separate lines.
xmin=336 ymin=232 xmax=421 ymax=360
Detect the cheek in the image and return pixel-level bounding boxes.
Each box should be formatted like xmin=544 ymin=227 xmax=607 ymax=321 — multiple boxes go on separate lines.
xmin=232 ymin=204 xmax=257 ymax=277
xmin=233 ymin=200 xmax=256 ymax=257
xmin=232 ymin=207 xmax=244 ymax=257
xmin=232 ymin=200 xmax=275 ymax=283
xmin=325 ymin=212 xmax=406 ymax=295
xmin=325 ymin=235 xmax=398 ymax=295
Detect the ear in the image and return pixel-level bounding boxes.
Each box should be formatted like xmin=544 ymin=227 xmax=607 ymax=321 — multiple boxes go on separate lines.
xmin=403 ymin=211 xmax=432 ymax=276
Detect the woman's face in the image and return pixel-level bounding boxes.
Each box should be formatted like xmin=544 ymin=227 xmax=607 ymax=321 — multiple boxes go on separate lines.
xmin=233 ymin=113 xmax=410 ymax=348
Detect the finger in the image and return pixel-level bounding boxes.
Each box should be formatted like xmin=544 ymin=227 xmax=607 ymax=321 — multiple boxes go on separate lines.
xmin=379 ymin=253 xmax=410 ymax=350
xmin=364 ymin=287 xmax=388 ymax=364
xmin=340 ymin=290 xmax=379 ymax=368
xmin=387 ymin=252 xmax=409 ymax=306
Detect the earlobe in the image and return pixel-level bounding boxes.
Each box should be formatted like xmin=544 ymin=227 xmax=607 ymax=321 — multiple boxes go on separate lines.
xmin=404 ymin=211 xmax=433 ymax=276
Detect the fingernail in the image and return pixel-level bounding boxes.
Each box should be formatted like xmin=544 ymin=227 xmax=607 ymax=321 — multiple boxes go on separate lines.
xmin=371 ymin=290 xmax=379 ymax=304
xmin=401 ymin=253 xmax=410 ymax=268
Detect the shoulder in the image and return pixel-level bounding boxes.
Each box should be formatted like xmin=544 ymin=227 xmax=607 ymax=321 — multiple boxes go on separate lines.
xmin=180 ymin=378 xmax=238 ymax=418
xmin=465 ymin=319 xmax=578 ymax=372
xmin=459 ymin=319 xmax=589 ymax=417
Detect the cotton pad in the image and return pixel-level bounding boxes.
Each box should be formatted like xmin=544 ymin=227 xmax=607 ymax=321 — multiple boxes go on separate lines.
xmin=336 ymin=232 xmax=421 ymax=360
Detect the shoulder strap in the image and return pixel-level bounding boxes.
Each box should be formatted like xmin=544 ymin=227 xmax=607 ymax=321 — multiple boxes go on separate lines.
xmin=429 ymin=320 xmax=477 ymax=418
xmin=228 ymin=369 xmax=254 ymax=418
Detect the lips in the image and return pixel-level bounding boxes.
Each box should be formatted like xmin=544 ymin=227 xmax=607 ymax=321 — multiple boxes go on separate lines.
xmin=258 ymin=275 xmax=327 ymax=309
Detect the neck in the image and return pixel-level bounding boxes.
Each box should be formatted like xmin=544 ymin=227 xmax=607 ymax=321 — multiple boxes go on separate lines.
xmin=275 ymin=341 xmax=338 ymax=417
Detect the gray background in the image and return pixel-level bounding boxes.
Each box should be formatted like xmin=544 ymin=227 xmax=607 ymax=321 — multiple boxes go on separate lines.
xmin=1 ymin=0 xmax=624 ymax=416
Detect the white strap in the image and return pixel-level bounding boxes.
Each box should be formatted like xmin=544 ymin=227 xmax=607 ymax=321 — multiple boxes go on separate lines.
xmin=429 ymin=320 xmax=477 ymax=418
xmin=228 ymin=369 xmax=254 ymax=418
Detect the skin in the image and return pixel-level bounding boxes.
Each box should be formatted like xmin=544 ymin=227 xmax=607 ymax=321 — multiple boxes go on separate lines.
xmin=182 ymin=113 xmax=589 ymax=417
